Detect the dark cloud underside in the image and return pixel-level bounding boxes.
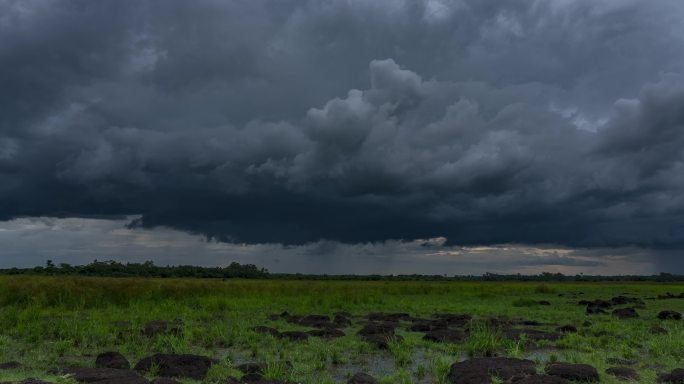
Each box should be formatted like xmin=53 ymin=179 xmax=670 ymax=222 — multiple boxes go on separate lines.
xmin=2 ymin=0 xmax=684 ymax=249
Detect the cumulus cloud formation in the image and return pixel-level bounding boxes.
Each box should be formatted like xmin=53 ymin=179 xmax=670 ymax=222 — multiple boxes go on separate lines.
xmin=2 ymin=0 xmax=684 ymax=255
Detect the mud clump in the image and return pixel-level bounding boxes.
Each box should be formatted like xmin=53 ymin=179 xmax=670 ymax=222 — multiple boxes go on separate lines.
xmin=658 ymin=310 xmax=682 ymax=320
xmin=358 ymin=322 xmax=396 ymax=337
xmin=236 ymin=362 xmax=266 ymax=375
xmin=287 ymin=314 xmax=330 ymax=328
xmin=0 ymin=362 xmax=21 ymax=370
xmin=64 ymin=367 xmax=148 ymax=383
xmin=357 ymin=320 xmax=403 ymax=348
xmin=150 ymin=379 xmax=182 ymax=384
xmin=657 ymin=293 xmax=684 ymax=300
xmin=582 ymin=296 xmax=643 ymax=315
xmin=431 ymin=313 xmax=472 ymax=327
xmin=606 ymin=358 xmax=636 ymax=366
xmin=278 ymin=331 xmax=309 ymax=342
xmin=134 ymin=354 xmax=212 ymax=379
xmin=609 ymin=296 xmax=644 ymax=306
xmin=612 ymin=308 xmax=638 ymax=319
xmin=361 ymin=333 xmax=403 ymax=349
xmin=606 ymin=367 xmax=640 ymax=381
xmin=95 ymin=352 xmax=130 ymax=370
xmin=515 ymin=376 xmax=570 ymax=384
xmin=367 ymin=313 xmax=411 ymax=322
xmin=556 ymin=325 xmax=577 ymax=333
xmin=308 ymin=328 xmax=345 ymax=338
xmin=585 ymin=305 xmax=607 ymax=315
xmin=545 ymin=363 xmax=599 ymax=382
xmin=423 ymin=328 xmax=465 ymax=343
xmin=658 ymin=368 xmax=684 ymax=383
xmin=141 ymin=320 xmax=183 ymax=338
xmin=254 ymin=326 xmax=281 ymax=337
xmin=333 ymin=313 xmax=352 ymax=327
xmin=447 ymin=357 xmax=536 ymax=383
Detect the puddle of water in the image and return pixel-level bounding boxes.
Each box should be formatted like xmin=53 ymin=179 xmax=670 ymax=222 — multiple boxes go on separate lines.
xmin=523 ymin=347 xmax=559 ymax=365
xmin=327 ymin=347 xmax=467 ymax=383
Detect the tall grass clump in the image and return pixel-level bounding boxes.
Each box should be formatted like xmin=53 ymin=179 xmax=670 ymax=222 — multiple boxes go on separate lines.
xmin=464 ymin=323 xmax=505 ymax=357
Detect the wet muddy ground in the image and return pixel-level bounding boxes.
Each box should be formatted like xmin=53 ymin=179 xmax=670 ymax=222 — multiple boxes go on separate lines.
xmin=1 ymin=279 xmax=683 ymax=383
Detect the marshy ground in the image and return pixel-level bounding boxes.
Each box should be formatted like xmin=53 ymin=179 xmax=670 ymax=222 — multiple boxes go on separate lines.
xmin=0 ymin=277 xmax=683 ymax=383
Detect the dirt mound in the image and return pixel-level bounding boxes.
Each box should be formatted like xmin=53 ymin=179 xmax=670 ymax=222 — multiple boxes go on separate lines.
xmin=279 ymin=331 xmax=309 ymax=342
xmin=606 ymin=367 xmax=639 ymax=381
xmin=363 ymin=333 xmax=404 ymax=348
xmin=606 ymin=358 xmax=636 ymax=366
xmin=287 ymin=314 xmax=330 ymax=328
xmin=347 ymin=372 xmax=378 ymax=383
xmin=254 ymin=326 xmax=280 ymax=337
xmin=612 ymin=308 xmax=638 ymax=319
xmin=95 ymin=352 xmax=130 ymax=370
xmin=308 ymin=328 xmax=345 ymax=338
xmin=423 ymin=328 xmax=465 ymax=343
xmin=358 ymin=322 xmax=396 ymax=336
xmin=582 ymin=296 xmax=644 ymax=315
xmin=150 ymin=377 xmax=181 ymax=384
xmin=509 ymin=319 xmax=543 ymax=326
xmin=486 ymin=317 xmax=542 ymax=328
xmin=582 ymin=300 xmax=612 ymax=314
xmin=150 ymin=379 xmax=181 ymax=384
xmin=366 ymin=312 xmax=411 ymax=322
xmin=658 ymin=310 xmax=682 ymax=320
xmin=358 ymin=320 xmax=403 ymax=348
xmin=236 ymin=363 xmax=266 ymax=375
xmin=447 ymin=357 xmax=536 ymax=383
xmin=585 ymin=306 xmax=607 ymax=315
xmin=0 ymin=380 xmax=52 ymax=384
xmin=657 ymin=293 xmax=684 ymax=300
xmin=545 ymin=363 xmax=599 ymax=382
xmin=515 ymin=376 xmax=570 ymax=384
xmin=658 ymin=368 xmax=684 ymax=383
xmin=556 ymin=325 xmax=577 ymax=333
xmin=409 ymin=321 xmax=434 ymax=332
xmin=134 ymin=354 xmax=212 ymax=379
xmin=141 ymin=320 xmax=183 ymax=338
xmin=579 ymin=299 xmax=612 ymax=308
xmin=609 ymin=296 xmax=644 ymax=306
xmin=431 ymin=313 xmax=472 ymax=326
xmin=333 ymin=313 xmax=352 ymax=327
xmin=64 ymin=367 xmax=148 ymax=383
xmin=0 ymin=362 xmax=21 ymax=370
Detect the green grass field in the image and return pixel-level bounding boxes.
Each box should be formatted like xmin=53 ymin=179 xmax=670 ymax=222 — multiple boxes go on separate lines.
xmin=0 ymin=277 xmax=683 ymax=383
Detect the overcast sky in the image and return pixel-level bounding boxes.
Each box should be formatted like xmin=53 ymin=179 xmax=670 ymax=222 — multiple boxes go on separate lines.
xmin=2 ymin=0 xmax=684 ymax=274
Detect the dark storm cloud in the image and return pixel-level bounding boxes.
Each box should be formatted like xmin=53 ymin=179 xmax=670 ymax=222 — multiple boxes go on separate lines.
xmin=2 ymin=0 xmax=684 ymax=248
xmin=0 ymin=217 xmax=658 ymax=275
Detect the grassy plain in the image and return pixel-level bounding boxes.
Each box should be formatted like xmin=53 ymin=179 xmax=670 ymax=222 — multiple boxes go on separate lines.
xmin=0 ymin=277 xmax=683 ymax=383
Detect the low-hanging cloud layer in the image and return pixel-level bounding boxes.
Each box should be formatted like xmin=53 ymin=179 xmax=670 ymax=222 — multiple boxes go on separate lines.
xmin=0 ymin=217 xmax=664 ymax=275
xmin=3 ymin=1 xmax=684 ymax=270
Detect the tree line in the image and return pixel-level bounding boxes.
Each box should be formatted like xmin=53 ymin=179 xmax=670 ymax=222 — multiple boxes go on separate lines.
xmin=0 ymin=260 xmax=683 ymax=281
xmin=0 ymin=260 xmax=268 ymax=278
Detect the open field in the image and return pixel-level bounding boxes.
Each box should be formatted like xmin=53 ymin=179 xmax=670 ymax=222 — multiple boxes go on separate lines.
xmin=0 ymin=277 xmax=683 ymax=383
